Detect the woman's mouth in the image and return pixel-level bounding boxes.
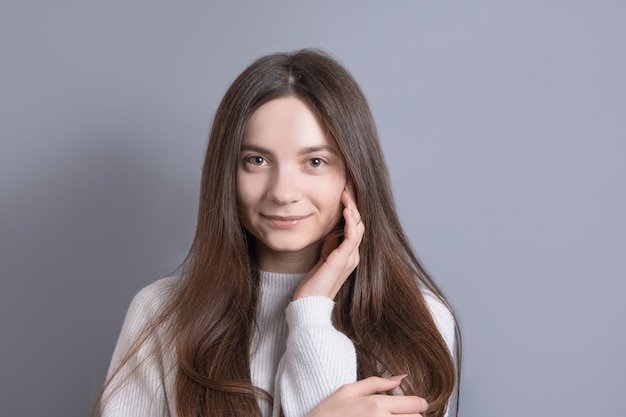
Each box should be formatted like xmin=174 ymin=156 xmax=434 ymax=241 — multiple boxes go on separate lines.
xmin=262 ymin=214 xmax=312 ymax=228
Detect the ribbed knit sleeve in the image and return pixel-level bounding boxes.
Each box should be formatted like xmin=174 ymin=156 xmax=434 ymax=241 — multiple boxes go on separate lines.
xmin=101 ymin=277 xmax=178 ymax=417
xmin=277 ymin=296 xmax=357 ymax=417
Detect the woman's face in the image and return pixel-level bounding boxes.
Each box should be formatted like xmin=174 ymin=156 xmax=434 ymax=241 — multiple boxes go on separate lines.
xmin=237 ymin=96 xmax=347 ymax=273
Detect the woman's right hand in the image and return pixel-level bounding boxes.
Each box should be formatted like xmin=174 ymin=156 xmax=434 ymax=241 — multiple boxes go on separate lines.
xmin=293 ymin=187 xmax=365 ymax=301
xmin=305 ymin=376 xmax=429 ymax=417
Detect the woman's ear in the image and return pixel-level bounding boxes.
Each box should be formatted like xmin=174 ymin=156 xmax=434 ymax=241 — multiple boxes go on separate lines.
xmin=343 ymin=181 xmax=358 ymax=208
xmin=344 ymin=177 xmax=354 ymax=196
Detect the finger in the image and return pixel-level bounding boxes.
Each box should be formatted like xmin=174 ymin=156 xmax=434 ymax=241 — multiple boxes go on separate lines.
xmin=323 ymin=206 xmax=360 ymax=264
xmin=326 ymin=215 xmax=360 ymax=270
xmin=342 ymin=204 xmax=363 ymax=242
xmin=339 ymin=207 xmax=364 ymax=261
xmin=341 ymin=189 xmax=361 ymax=224
xmin=394 ymin=414 xmax=424 ymax=417
xmin=340 ymin=376 xmax=403 ymax=397
xmin=343 ymin=183 xmax=357 ymax=206
xmin=375 ymin=395 xmax=429 ymax=414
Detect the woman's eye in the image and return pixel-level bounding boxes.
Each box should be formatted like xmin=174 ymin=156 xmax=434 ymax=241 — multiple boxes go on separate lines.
xmin=307 ymin=158 xmax=324 ymax=168
xmin=246 ymin=156 xmax=266 ymax=166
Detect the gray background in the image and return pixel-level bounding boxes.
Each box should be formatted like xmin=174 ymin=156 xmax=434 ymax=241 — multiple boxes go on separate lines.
xmin=1 ymin=1 xmax=624 ymax=416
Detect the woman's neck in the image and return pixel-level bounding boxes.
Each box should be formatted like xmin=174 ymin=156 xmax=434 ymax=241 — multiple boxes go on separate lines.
xmin=255 ymin=241 xmax=322 ymax=274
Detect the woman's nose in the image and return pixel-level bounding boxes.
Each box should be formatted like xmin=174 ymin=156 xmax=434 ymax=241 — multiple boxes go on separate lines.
xmin=266 ymin=167 xmax=302 ymax=204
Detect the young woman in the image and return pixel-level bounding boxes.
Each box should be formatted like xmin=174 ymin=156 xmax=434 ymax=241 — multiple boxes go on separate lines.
xmin=96 ymin=49 xmax=460 ymax=417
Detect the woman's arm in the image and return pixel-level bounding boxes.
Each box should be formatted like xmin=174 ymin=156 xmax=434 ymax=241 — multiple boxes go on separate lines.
xmin=278 ymin=291 xmax=453 ymax=417
xmin=276 ymin=296 xmax=357 ymax=417
xmin=277 ymin=188 xmax=442 ymax=417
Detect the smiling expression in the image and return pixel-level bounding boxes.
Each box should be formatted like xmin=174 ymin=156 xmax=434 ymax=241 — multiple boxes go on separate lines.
xmin=237 ymin=96 xmax=347 ymax=272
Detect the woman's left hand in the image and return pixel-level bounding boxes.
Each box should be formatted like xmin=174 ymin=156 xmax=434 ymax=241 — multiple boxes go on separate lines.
xmin=292 ymin=187 xmax=365 ymax=300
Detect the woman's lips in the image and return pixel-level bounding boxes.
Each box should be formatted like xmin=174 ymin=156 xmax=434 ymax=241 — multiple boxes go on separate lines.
xmin=262 ymin=214 xmax=312 ymax=228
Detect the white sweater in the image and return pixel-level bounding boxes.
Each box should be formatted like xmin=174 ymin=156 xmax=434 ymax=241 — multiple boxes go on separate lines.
xmin=102 ymin=271 xmax=455 ymax=417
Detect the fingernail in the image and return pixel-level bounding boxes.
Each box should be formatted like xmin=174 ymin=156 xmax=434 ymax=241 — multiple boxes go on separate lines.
xmin=388 ymin=374 xmax=408 ymax=381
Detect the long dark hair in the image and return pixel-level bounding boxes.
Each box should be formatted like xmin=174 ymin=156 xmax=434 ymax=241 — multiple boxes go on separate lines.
xmin=96 ymin=49 xmax=460 ymax=417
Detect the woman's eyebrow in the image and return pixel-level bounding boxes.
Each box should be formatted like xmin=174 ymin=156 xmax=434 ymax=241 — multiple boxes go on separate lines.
xmin=240 ymin=144 xmax=273 ymax=155
xmin=298 ymin=145 xmax=339 ymax=155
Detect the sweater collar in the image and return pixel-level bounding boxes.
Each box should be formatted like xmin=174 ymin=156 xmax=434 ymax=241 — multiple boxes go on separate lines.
xmin=259 ymin=270 xmax=306 ymax=298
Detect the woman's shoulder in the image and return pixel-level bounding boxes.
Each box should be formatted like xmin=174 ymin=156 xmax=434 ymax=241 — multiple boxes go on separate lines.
xmin=122 ymin=276 xmax=181 ymax=331
xmin=132 ymin=276 xmax=181 ymax=305
xmin=420 ymin=287 xmax=456 ymax=356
